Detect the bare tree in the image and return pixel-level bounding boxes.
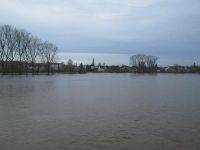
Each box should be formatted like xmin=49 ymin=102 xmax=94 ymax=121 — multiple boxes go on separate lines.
xmin=67 ymin=59 xmax=74 ymax=73
xmin=21 ymin=30 xmax=32 ymax=74
xmin=130 ymin=54 xmax=158 ymax=73
xmin=79 ymin=62 xmax=85 ymax=73
xmin=98 ymin=62 xmax=101 ymax=67
xmin=27 ymin=36 xmax=41 ymax=74
xmin=0 ymin=25 xmax=6 ymax=73
xmin=15 ymin=29 xmax=27 ymax=74
xmin=0 ymin=25 xmax=18 ymax=73
xmin=40 ymin=41 xmax=58 ymax=75
xmin=8 ymin=27 xmax=18 ymax=73
xmin=130 ymin=54 xmax=147 ymax=72
xmin=146 ymin=55 xmax=158 ymax=72
xmin=0 ymin=24 xmax=59 ymax=74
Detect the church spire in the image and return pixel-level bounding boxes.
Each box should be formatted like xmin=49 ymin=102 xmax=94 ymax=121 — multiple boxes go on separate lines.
xmin=92 ymin=58 xmax=95 ymax=66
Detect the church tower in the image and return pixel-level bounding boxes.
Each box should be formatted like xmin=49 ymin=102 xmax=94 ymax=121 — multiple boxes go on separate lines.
xmin=92 ymin=58 xmax=95 ymax=66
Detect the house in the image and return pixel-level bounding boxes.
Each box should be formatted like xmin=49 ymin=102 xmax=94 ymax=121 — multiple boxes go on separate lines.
xmin=98 ymin=66 xmax=105 ymax=72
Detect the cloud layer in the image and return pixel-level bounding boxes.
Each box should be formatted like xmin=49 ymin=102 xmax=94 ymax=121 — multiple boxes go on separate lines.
xmin=0 ymin=0 xmax=200 ymax=64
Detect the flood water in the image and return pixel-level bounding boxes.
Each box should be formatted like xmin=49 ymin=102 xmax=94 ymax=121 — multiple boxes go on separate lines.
xmin=0 ymin=73 xmax=200 ymax=150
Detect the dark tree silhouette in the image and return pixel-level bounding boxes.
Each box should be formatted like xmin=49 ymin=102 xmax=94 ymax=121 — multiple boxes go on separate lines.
xmin=130 ymin=54 xmax=158 ymax=73
xmin=0 ymin=25 xmax=58 ymax=74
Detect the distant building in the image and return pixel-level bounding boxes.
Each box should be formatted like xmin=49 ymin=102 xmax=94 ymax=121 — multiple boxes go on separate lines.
xmin=50 ymin=63 xmax=64 ymax=72
xmin=98 ymin=66 xmax=105 ymax=72
xmin=91 ymin=58 xmax=95 ymax=66
xmin=90 ymin=58 xmax=98 ymax=71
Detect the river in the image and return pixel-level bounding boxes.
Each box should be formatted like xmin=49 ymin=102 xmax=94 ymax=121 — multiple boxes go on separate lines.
xmin=0 ymin=73 xmax=200 ymax=150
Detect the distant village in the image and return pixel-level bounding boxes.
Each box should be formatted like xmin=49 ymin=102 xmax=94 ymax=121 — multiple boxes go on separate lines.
xmin=38 ymin=57 xmax=200 ymax=74
xmin=1 ymin=57 xmax=200 ymax=74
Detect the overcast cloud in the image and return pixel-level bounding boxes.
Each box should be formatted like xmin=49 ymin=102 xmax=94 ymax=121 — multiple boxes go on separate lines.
xmin=0 ymin=0 xmax=200 ymax=65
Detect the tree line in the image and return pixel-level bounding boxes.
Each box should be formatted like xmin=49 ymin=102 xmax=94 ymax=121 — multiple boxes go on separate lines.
xmin=0 ymin=25 xmax=58 ymax=74
xmin=130 ymin=54 xmax=158 ymax=73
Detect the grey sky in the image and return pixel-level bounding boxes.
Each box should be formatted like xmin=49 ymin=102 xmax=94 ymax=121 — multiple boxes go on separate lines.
xmin=0 ymin=0 xmax=200 ymax=65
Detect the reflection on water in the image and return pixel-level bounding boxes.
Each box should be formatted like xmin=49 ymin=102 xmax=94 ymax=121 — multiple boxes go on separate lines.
xmin=0 ymin=73 xmax=200 ymax=150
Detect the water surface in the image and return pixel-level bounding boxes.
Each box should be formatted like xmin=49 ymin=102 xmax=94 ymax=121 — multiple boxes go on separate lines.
xmin=0 ymin=73 xmax=200 ymax=150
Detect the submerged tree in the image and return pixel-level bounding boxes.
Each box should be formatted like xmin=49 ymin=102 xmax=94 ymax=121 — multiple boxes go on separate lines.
xmin=27 ymin=36 xmax=41 ymax=74
xmin=0 ymin=24 xmax=58 ymax=74
xmin=40 ymin=41 xmax=58 ymax=75
xmin=79 ymin=62 xmax=85 ymax=73
xmin=66 ymin=59 xmax=74 ymax=73
xmin=146 ymin=55 xmax=158 ymax=72
xmin=0 ymin=25 xmax=17 ymax=73
xmin=130 ymin=54 xmax=158 ymax=73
